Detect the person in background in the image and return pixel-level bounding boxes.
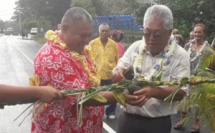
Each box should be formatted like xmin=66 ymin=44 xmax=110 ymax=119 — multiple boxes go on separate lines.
xmin=172 ymin=28 xmax=180 ymax=35
xmin=31 ymin=7 xmax=119 ymax=133
xmin=0 ymin=85 xmax=62 ymax=108
xmin=189 ymin=31 xmax=195 ymax=41
xmin=174 ymin=23 xmax=211 ymax=133
xmin=112 ymin=5 xmax=190 ymax=133
xmin=89 ymin=23 xmax=119 ymax=119
xmin=184 ymin=31 xmax=195 ymax=48
xmin=174 ymin=34 xmax=184 ymax=47
xmin=110 ymin=30 xmax=125 ymax=58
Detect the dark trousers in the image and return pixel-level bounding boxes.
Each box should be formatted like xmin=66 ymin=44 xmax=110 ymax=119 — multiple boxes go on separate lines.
xmin=100 ymin=79 xmax=116 ymax=116
xmin=118 ymin=112 xmax=171 ymax=133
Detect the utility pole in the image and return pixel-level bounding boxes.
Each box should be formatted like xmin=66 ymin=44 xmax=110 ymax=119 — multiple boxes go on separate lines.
xmin=18 ymin=2 xmax=22 ymax=35
xmin=19 ymin=12 xmax=21 ymax=31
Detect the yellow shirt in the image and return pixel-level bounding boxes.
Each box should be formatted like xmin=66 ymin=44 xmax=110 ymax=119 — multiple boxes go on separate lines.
xmin=89 ymin=37 xmax=119 ymax=80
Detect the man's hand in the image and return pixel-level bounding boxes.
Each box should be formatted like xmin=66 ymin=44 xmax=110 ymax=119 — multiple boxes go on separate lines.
xmin=124 ymin=91 xmax=148 ymax=107
xmin=112 ymin=67 xmax=128 ymax=83
xmin=124 ymin=86 xmax=157 ymax=107
xmin=133 ymin=86 xmax=156 ymax=100
xmin=36 ymin=86 xmax=62 ymax=103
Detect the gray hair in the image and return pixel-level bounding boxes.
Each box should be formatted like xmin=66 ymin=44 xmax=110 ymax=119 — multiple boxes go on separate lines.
xmin=61 ymin=7 xmax=92 ymax=27
xmin=98 ymin=23 xmax=110 ymax=32
xmin=143 ymin=5 xmax=173 ymax=30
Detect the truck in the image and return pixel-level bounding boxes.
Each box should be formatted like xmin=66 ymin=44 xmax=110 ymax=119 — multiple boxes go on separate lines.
xmin=4 ymin=27 xmax=13 ymax=35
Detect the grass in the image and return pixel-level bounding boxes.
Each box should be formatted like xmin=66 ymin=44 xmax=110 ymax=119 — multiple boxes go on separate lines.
xmin=33 ymin=34 xmax=46 ymax=45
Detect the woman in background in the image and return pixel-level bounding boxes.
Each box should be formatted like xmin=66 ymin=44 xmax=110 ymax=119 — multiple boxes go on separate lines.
xmin=174 ymin=23 xmax=212 ymax=133
xmin=110 ymin=30 xmax=125 ymax=58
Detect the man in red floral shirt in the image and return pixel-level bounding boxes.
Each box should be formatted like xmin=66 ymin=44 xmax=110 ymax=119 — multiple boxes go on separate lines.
xmin=31 ymin=7 xmax=119 ymax=133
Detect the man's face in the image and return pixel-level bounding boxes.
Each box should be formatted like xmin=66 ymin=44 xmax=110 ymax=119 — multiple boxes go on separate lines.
xmin=99 ymin=25 xmax=110 ymax=40
xmin=64 ymin=20 xmax=92 ymax=53
xmin=193 ymin=26 xmax=205 ymax=41
xmin=144 ymin=19 xmax=171 ymax=56
xmin=175 ymin=37 xmax=181 ymax=44
xmin=190 ymin=32 xmax=195 ymax=39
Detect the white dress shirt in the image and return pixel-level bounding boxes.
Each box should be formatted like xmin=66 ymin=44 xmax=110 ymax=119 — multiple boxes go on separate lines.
xmin=115 ymin=39 xmax=190 ymax=117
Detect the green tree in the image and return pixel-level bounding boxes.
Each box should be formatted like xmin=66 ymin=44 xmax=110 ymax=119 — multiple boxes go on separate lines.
xmin=13 ymin=0 xmax=71 ymax=32
xmin=127 ymin=0 xmax=215 ymax=41
xmin=71 ymin=0 xmax=96 ymax=18
xmin=39 ymin=0 xmax=71 ymax=28
xmin=10 ymin=0 xmax=215 ymax=41
xmin=0 ymin=20 xmax=4 ymax=33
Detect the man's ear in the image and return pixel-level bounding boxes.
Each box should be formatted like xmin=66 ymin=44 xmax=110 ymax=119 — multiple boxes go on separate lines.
xmin=61 ymin=24 xmax=70 ymax=32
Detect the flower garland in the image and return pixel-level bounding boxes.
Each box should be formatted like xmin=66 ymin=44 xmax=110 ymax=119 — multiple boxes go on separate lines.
xmin=45 ymin=30 xmax=100 ymax=87
xmin=133 ymin=37 xmax=177 ymax=81
xmin=189 ymin=41 xmax=209 ymax=63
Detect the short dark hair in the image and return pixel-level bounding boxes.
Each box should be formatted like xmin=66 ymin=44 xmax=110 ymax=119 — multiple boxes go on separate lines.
xmin=110 ymin=30 xmax=124 ymax=42
xmin=61 ymin=7 xmax=92 ymax=27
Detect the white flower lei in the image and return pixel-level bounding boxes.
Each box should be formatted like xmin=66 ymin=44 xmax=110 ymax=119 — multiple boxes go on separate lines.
xmin=133 ymin=37 xmax=177 ymax=81
xmin=189 ymin=41 xmax=209 ymax=63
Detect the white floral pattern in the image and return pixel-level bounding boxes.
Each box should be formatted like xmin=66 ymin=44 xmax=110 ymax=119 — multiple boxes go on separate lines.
xmin=31 ymin=41 xmax=104 ymax=133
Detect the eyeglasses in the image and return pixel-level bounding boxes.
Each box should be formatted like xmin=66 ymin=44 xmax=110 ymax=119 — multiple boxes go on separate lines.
xmin=143 ymin=31 xmax=163 ymax=39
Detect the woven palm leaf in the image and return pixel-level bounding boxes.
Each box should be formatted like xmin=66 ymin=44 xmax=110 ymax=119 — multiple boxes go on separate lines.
xmin=178 ymin=45 xmax=215 ymax=132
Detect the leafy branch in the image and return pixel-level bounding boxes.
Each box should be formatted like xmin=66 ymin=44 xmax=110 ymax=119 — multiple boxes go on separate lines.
xmin=14 ymin=76 xmax=215 ymax=126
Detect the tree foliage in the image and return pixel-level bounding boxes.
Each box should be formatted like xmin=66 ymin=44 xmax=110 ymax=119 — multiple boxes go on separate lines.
xmin=0 ymin=20 xmax=4 ymax=32
xmin=71 ymin=0 xmax=133 ymax=18
xmin=12 ymin=0 xmax=71 ymax=33
xmin=7 ymin=0 xmax=215 ymax=41
xmin=126 ymin=0 xmax=215 ymax=41
xmin=71 ymin=0 xmax=96 ymax=18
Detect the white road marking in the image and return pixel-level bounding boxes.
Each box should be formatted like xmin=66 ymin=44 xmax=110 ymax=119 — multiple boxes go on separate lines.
xmin=14 ymin=38 xmax=34 ymax=64
xmin=103 ymin=122 xmax=117 ymax=133
xmin=15 ymin=45 xmax=34 ymax=64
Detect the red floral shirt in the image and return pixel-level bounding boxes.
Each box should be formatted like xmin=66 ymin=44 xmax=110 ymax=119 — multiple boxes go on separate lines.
xmin=31 ymin=41 xmax=104 ymax=133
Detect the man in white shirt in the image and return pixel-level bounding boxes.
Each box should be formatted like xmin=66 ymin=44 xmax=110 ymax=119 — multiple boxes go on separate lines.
xmin=112 ymin=5 xmax=190 ymax=133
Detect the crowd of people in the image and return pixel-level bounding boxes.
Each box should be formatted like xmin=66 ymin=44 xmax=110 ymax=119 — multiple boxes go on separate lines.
xmin=173 ymin=23 xmax=211 ymax=133
xmin=167 ymin=12 xmax=215 ymax=132
xmin=1 ymin=4 xmax=215 ymax=133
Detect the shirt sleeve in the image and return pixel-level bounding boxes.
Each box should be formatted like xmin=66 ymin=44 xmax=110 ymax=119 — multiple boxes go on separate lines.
xmin=114 ymin=40 xmax=142 ymax=70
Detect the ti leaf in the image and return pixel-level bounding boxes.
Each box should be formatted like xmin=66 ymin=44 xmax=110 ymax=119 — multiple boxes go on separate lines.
xmin=112 ymin=89 xmax=126 ymax=107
